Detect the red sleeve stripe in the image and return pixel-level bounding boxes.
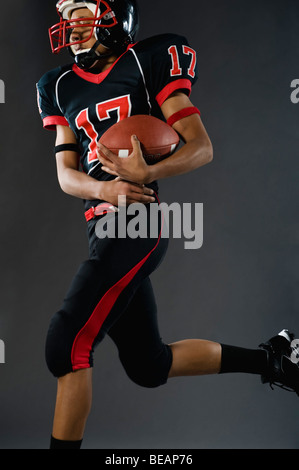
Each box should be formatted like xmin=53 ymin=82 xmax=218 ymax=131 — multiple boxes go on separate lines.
xmin=43 ymin=115 xmax=69 ymax=130
xmin=156 ymin=79 xmax=192 ymax=106
xmin=167 ymin=106 xmax=200 ymax=127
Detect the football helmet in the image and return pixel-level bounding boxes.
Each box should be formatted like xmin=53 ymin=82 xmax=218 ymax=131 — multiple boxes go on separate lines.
xmin=49 ymin=0 xmax=139 ymax=68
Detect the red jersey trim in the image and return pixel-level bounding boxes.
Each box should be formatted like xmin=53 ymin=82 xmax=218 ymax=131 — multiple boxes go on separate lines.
xmin=72 ymin=63 xmax=114 ymax=85
xmin=156 ymin=79 xmax=192 ymax=106
xmin=72 ymin=44 xmax=136 ymax=84
xmin=43 ymin=115 xmax=69 ymax=131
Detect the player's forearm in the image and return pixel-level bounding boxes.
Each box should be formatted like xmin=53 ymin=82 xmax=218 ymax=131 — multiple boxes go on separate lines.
xmin=146 ymin=138 xmax=213 ymax=183
xmin=58 ymin=167 xmax=105 ymax=200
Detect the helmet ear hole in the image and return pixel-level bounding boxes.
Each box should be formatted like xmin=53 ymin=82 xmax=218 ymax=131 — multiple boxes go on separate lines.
xmin=95 ymin=0 xmax=139 ymax=52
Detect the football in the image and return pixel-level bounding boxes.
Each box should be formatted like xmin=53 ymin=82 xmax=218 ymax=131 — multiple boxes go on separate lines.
xmin=98 ymin=115 xmax=180 ymax=164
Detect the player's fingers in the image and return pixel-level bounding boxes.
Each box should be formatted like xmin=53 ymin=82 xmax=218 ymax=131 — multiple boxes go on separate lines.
xmin=141 ymin=194 xmax=156 ymax=203
xmin=97 ymin=151 xmax=112 ymax=165
xmin=132 ymin=186 xmax=155 ymax=197
xmin=125 ymin=182 xmax=154 ymax=196
xmin=143 ymin=186 xmax=155 ymax=196
xmin=128 ymin=183 xmax=146 ymax=193
xmin=128 ymin=189 xmax=155 ymax=203
xmin=130 ymin=134 xmax=141 ymax=150
xmin=97 ymin=154 xmax=114 ymax=167
xmin=101 ymin=166 xmax=119 ymax=176
xmin=126 ymin=194 xmax=155 ymax=204
xmin=121 ymin=183 xmax=155 ymax=203
xmin=97 ymin=143 xmax=117 ymax=162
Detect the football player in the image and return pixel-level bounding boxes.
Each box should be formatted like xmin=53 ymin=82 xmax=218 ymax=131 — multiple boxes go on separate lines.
xmin=37 ymin=0 xmax=299 ymax=449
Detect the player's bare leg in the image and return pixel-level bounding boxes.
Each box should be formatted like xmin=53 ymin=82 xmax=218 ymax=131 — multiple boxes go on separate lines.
xmin=52 ymin=368 xmax=93 ymax=442
xmin=168 ymin=332 xmax=299 ymax=397
xmin=168 ymin=339 xmax=222 ymax=377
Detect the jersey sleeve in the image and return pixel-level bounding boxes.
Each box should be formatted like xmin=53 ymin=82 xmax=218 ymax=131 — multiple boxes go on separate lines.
xmin=135 ymin=34 xmax=198 ymax=107
xmin=36 ymin=68 xmax=70 ymax=131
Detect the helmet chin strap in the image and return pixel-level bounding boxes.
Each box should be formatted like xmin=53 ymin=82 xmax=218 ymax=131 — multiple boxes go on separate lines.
xmin=74 ymin=40 xmax=113 ymax=69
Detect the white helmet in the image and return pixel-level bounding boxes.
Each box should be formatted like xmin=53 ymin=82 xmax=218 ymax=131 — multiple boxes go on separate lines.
xmin=57 ymin=0 xmax=98 ymax=20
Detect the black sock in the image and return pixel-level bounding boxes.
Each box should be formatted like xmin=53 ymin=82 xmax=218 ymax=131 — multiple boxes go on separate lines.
xmin=219 ymin=344 xmax=268 ymax=375
xmin=50 ymin=435 xmax=83 ymax=449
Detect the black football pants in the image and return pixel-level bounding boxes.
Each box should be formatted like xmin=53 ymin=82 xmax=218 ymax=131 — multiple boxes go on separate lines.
xmin=45 ymin=201 xmax=173 ymax=388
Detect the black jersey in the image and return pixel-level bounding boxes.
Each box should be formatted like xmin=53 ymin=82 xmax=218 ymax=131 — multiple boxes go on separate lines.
xmin=37 ymin=33 xmax=198 ymax=211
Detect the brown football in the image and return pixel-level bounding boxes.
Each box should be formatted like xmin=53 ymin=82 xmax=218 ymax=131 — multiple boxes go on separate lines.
xmin=99 ymin=114 xmax=180 ymax=164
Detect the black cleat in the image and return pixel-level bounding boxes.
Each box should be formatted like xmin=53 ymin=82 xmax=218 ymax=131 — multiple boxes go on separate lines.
xmin=259 ymin=329 xmax=299 ymax=396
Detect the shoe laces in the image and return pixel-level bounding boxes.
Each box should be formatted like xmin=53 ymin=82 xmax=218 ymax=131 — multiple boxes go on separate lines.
xmin=290 ymin=339 xmax=299 ymax=365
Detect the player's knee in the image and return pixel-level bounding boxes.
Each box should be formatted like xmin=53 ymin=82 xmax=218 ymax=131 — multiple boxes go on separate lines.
xmin=119 ymin=346 xmax=173 ymax=388
xmin=45 ymin=310 xmax=73 ymax=378
xmin=122 ymin=362 xmax=165 ymax=388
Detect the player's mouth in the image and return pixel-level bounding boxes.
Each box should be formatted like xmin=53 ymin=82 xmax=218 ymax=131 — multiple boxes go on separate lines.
xmin=73 ymin=46 xmax=88 ymax=54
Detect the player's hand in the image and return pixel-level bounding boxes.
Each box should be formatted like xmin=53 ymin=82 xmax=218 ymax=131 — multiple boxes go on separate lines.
xmin=102 ymin=177 xmax=156 ymax=206
xmin=97 ymin=135 xmax=151 ymax=185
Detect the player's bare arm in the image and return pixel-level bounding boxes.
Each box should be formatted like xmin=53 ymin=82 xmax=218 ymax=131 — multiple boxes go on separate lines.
xmin=97 ymin=92 xmax=213 ymax=185
xmin=158 ymin=92 xmax=213 ymax=177
xmin=55 ymin=125 xmax=155 ymax=205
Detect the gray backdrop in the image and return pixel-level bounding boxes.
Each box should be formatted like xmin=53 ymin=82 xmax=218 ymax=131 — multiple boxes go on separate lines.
xmin=0 ymin=0 xmax=298 ymax=449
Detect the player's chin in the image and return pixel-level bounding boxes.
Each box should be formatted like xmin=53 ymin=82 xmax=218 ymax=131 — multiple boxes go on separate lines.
xmin=88 ymin=59 xmax=101 ymax=70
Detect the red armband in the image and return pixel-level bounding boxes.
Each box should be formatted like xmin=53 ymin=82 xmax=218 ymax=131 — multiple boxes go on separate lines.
xmin=167 ymin=107 xmax=200 ymax=127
